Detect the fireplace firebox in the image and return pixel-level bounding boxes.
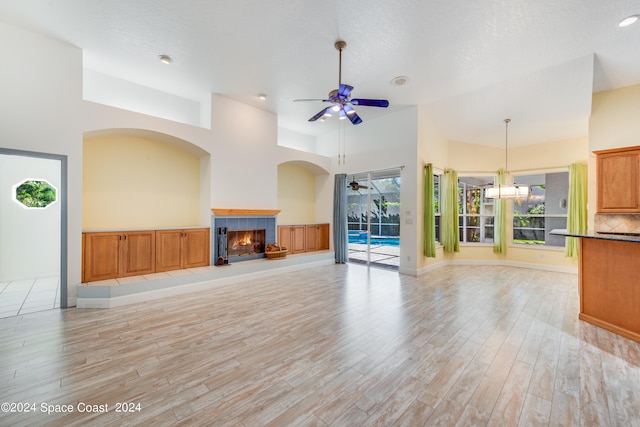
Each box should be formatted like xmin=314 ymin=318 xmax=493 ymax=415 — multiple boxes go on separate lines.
xmin=227 ymin=228 xmax=266 ymax=258
xmin=211 ymin=210 xmax=278 ymax=264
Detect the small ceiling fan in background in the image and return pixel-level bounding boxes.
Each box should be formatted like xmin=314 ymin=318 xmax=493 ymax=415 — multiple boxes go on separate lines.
xmin=295 ymin=40 xmax=389 ymax=125
xmin=348 ymin=176 xmax=368 ymax=191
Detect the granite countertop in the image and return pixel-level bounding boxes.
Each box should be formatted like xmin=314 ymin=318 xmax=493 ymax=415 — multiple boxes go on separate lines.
xmin=550 ymin=229 xmax=640 ymax=243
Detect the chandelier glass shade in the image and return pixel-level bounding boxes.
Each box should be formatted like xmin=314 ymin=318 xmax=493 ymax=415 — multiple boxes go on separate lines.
xmin=485 ymin=118 xmax=530 ymax=199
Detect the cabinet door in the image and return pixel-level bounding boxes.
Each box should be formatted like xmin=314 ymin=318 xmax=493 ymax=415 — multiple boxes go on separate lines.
xmin=318 ymin=223 xmax=330 ymax=250
xmin=122 ymin=231 xmax=156 ymax=277
xmin=597 ymin=151 xmax=640 ymax=212
xmin=83 ymin=232 xmax=122 ymax=282
xmin=182 ymin=228 xmax=210 ymax=269
xmin=305 ymin=225 xmax=319 ymax=251
xmin=155 ymin=230 xmax=183 ymax=272
xmin=278 ymin=226 xmax=292 ymax=250
xmin=291 ymin=226 xmax=306 ymax=253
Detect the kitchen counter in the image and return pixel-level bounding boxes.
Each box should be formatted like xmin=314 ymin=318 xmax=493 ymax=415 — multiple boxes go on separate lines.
xmin=551 ymin=229 xmax=640 ymax=243
xmin=553 ymin=229 xmax=640 ymax=343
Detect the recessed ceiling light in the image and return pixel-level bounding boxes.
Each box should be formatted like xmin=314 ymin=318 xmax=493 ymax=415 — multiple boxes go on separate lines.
xmin=257 ymin=93 xmax=267 ymax=101
xmin=619 ymin=15 xmax=639 ymax=27
xmin=391 ymin=76 xmax=409 ymax=86
xmin=158 ymin=54 xmax=173 ymax=64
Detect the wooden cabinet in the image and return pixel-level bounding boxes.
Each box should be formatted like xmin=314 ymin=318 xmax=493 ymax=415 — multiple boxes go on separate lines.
xmin=83 ymin=228 xmax=209 ymax=282
xmin=305 ymin=224 xmax=330 ymax=251
xmin=596 ymin=147 xmax=640 ymax=213
xmin=83 ymin=230 xmax=156 ymax=282
xmin=278 ymin=225 xmax=306 ymax=254
xmin=278 ymin=223 xmax=329 ymax=254
xmin=156 ymin=228 xmax=210 ymax=272
xmin=579 ymin=237 xmax=640 ymax=343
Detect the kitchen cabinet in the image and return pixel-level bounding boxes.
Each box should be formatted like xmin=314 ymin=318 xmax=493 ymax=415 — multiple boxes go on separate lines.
xmin=156 ymin=228 xmax=210 ymax=272
xmin=279 ymin=223 xmax=329 ymax=253
xmin=595 ymin=146 xmax=640 ymax=213
xmin=83 ymin=230 xmax=156 ymax=282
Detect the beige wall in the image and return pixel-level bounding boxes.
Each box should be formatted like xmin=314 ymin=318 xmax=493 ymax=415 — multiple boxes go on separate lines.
xmin=588 ymin=84 xmax=640 ymax=229
xmin=83 ymin=135 xmax=203 ymax=229
xmin=277 ymin=163 xmax=316 ymax=224
xmin=590 ymin=84 xmax=640 ymax=152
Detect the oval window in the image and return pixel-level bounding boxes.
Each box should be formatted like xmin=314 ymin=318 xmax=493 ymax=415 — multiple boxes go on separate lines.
xmin=13 ymin=179 xmax=58 ymax=208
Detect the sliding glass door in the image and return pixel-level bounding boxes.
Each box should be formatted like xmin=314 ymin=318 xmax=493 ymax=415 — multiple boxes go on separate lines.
xmin=347 ymin=169 xmax=401 ymax=269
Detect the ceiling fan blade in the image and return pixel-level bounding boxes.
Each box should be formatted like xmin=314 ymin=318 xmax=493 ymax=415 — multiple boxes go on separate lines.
xmin=350 ymin=98 xmax=390 ymax=108
xmin=308 ymin=106 xmax=332 ymax=122
xmin=338 ymin=84 xmax=354 ymax=99
xmin=293 ymin=98 xmax=326 ymax=102
xmin=344 ymin=106 xmax=362 ymax=125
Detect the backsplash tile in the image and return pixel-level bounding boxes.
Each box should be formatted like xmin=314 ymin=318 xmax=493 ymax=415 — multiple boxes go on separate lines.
xmin=595 ymin=214 xmax=640 ymax=234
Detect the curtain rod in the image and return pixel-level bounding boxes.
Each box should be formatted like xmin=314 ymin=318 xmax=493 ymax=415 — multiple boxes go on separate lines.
xmin=424 ymin=165 xmax=569 ymax=174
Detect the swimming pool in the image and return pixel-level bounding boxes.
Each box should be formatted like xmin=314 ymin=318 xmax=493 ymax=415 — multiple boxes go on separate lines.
xmin=348 ymin=232 xmax=400 ymax=246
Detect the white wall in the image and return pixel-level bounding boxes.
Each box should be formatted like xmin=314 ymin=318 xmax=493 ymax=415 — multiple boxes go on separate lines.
xmin=319 ymin=106 xmax=420 ymax=273
xmin=209 ymin=95 xmax=280 ymax=209
xmin=278 ymin=127 xmax=316 ymax=152
xmin=84 ymin=69 xmax=205 ymax=128
xmin=0 ymin=155 xmax=61 ymax=281
xmin=0 ymin=22 xmax=83 ymax=303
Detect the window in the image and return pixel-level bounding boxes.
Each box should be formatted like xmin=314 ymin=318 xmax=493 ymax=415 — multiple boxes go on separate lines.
xmin=459 ymin=176 xmax=494 ymax=243
xmin=13 ymin=179 xmax=57 ymax=209
xmin=512 ymin=172 xmax=568 ymax=247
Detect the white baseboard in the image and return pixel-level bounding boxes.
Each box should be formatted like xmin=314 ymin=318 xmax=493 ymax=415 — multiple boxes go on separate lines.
xmin=414 ymin=259 xmax=578 ymax=277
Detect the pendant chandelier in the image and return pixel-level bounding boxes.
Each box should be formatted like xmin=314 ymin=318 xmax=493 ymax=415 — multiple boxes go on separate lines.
xmin=485 ymin=118 xmax=530 ymax=199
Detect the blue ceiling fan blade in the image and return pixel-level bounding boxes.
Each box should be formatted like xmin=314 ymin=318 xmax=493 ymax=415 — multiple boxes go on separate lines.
xmin=350 ymin=98 xmax=389 ymax=108
xmin=338 ymin=84 xmax=354 ymax=99
xmin=346 ymin=111 xmax=362 ymax=125
xmin=343 ymin=105 xmax=362 ymax=125
xmin=308 ymin=106 xmax=333 ymax=122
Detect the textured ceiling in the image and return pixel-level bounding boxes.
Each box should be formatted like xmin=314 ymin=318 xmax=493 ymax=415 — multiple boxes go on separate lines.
xmin=2 ymin=0 xmax=640 ymax=147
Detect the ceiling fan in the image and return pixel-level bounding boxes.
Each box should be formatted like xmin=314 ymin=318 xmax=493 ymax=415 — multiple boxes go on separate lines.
xmin=348 ymin=176 xmax=368 ymax=191
xmin=295 ymin=40 xmax=389 ymax=125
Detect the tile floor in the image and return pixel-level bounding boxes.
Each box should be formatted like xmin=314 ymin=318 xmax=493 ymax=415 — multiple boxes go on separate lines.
xmin=0 ymin=250 xmax=395 ymax=319
xmin=0 ymin=276 xmax=60 ymax=318
xmin=348 ymin=243 xmax=400 ymax=269
xmin=82 ymin=266 xmax=215 ymax=286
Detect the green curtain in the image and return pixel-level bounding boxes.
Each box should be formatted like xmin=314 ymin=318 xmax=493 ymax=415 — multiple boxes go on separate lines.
xmin=423 ymin=164 xmax=436 ymax=257
xmin=566 ymin=162 xmax=588 ymax=258
xmin=493 ymin=169 xmax=507 ymax=254
xmin=441 ymin=169 xmax=460 ymax=252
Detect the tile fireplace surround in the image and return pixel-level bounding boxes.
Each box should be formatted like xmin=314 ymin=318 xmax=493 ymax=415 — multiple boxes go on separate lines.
xmin=211 ymin=209 xmax=279 ymax=264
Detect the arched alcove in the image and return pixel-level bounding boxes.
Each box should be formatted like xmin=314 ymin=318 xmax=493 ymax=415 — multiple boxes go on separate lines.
xmin=277 ymin=160 xmax=330 ymax=225
xmin=82 ymin=129 xmax=211 ymax=229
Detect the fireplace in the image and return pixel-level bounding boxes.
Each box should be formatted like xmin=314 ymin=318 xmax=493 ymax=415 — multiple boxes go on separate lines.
xmin=227 ymin=228 xmax=266 ymax=258
xmin=211 ymin=209 xmax=279 ymax=264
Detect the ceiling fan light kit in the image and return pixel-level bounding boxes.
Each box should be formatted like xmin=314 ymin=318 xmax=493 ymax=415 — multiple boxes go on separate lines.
xmin=299 ymin=40 xmax=390 ymax=125
xmin=485 ymin=118 xmax=530 ymax=200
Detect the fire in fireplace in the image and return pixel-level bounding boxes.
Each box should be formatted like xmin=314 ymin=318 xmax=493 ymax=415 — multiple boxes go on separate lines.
xmin=227 ymin=229 xmax=266 ymax=258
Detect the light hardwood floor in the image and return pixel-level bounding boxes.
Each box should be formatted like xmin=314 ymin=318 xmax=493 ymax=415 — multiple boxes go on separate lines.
xmin=1 ymin=264 xmax=639 ymax=426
